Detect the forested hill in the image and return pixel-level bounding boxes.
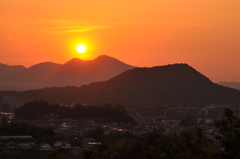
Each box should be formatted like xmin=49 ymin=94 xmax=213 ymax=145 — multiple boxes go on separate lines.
xmin=1 ymin=63 xmax=240 ymax=107
xmin=15 ymin=101 xmax=135 ymax=123
xmin=77 ymin=63 xmax=240 ymax=106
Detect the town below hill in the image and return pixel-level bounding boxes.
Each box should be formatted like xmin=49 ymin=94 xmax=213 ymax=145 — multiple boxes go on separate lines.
xmin=0 ymin=101 xmax=240 ymax=158
xmin=1 ymin=63 xmax=240 ymax=158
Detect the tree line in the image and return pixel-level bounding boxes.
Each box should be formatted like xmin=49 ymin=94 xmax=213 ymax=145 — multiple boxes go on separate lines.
xmin=15 ymin=100 xmax=136 ymax=124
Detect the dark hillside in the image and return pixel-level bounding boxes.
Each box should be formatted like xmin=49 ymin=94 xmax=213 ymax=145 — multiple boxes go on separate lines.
xmin=77 ymin=64 xmax=240 ymax=106
xmin=1 ymin=64 xmax=240 ymax=107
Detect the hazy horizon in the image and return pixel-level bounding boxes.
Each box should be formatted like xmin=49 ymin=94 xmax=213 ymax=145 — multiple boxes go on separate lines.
xmin=1 ymin=54 xmax=240 ymax=83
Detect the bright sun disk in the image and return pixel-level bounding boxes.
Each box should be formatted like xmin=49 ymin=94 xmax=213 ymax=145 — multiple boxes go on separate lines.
xmin=76 ymin=44 xmax=86 ymax=53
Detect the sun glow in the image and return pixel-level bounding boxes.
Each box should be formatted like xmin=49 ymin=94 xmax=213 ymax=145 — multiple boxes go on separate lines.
xmin=76 ymin=44 xmax=86 ymax=53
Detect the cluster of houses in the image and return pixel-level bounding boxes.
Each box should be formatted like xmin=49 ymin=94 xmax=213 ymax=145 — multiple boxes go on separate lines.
xmin=0 ymin=99 xmax=236 ymax=157
xmin=0 ymin=136 xmax=71 ymax=153
xmin=0 ymin=120 xmax=222 ymax=157
xmin=127 ymin=104 xmax=240 ymax=124
xmin=0 ymin=111 xmax=224 ymax=158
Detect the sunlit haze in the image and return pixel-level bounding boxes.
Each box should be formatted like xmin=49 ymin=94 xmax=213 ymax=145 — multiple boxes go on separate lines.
xmin=1 ymin=0 xmax=240 ymax=82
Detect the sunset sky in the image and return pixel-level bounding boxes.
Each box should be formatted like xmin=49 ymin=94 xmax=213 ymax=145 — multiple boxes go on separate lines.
xmin=1 ymin=0 xmax=240 ymax=82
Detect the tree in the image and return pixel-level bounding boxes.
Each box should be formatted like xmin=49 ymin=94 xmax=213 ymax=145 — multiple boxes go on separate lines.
xmin=142 ymin=141 xmax=168 ymax=159
xmin=0 ymin=152 xmax=9 ymax=159
xmin=95 ymin=142 xmax=109 ymax=159
xmin=82 ymin=148 xmax=95 ymax=159
xmin=45 ymin=150 xmax=63 ymax=159
xmin=214 ymin=108 xmax=240 ymax=158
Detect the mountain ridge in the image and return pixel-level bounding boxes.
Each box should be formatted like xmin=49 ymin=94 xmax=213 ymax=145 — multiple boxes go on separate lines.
xmin=2 ymin=63 xmax=240 ymax=108
xmin=0 ymin=55 xmax=135 ymax=91
xmin=217 ymin=82 xmax=240 ymax=90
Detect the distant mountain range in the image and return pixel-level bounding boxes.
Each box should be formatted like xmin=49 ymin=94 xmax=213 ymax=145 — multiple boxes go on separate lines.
xmin=2 ymin=63 xmax=240 ymax=107
xmin=217 ymin=82 xmax=240 ymax=90
xmin=0 ymin=55 xmax=135 ymax=91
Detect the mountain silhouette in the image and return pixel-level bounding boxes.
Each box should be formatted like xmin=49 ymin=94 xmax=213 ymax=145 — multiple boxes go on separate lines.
xmin=0 ymin=55 xmax=135 ymax=90
xmin=3 ymin=63 xmax=240 ymax=107
xmin=0 ymin=63 xmax=26 ymax=76
xmin=76 ymin=63 xmax=240 ymax=106
xmin=217 ymin=82 xmax=240 ymax=90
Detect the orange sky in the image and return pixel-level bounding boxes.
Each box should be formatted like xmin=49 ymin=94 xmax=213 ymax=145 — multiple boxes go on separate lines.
xmin=1 ymin=0 xmax=240 ymax=82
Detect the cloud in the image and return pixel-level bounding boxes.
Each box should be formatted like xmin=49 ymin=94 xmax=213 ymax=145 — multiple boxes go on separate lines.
xmin=47 ymin=25 xmax=109 ymax=33
xmin=0 ymin=18 xmax=211 ymax=37
xmin=33 ymin=19 xmax=110 ymax=34
xmin=156 ymin=20 xmax=212 ymax=27
xmin=32 ymin=19 xmax=212 ymax=35
xmin=0 ymin=19 xmax=110 ymax=35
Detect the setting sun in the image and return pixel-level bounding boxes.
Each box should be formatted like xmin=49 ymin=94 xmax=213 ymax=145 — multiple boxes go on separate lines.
xmin=76 ymin=44 xmax=86 ymax=53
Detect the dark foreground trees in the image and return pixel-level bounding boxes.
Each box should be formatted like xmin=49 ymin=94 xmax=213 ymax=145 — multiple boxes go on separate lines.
xmin=214 ymin=108 xmax=240 ymax=158
xmin=82 ymin=108 xmax=240 ymax=159
xmin=84 ymin=128 xmax=219 ymax=159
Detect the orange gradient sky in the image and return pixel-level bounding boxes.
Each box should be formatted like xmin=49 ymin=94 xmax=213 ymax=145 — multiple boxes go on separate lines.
xmin=1 ymin=0 xmax=240 ymax=82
